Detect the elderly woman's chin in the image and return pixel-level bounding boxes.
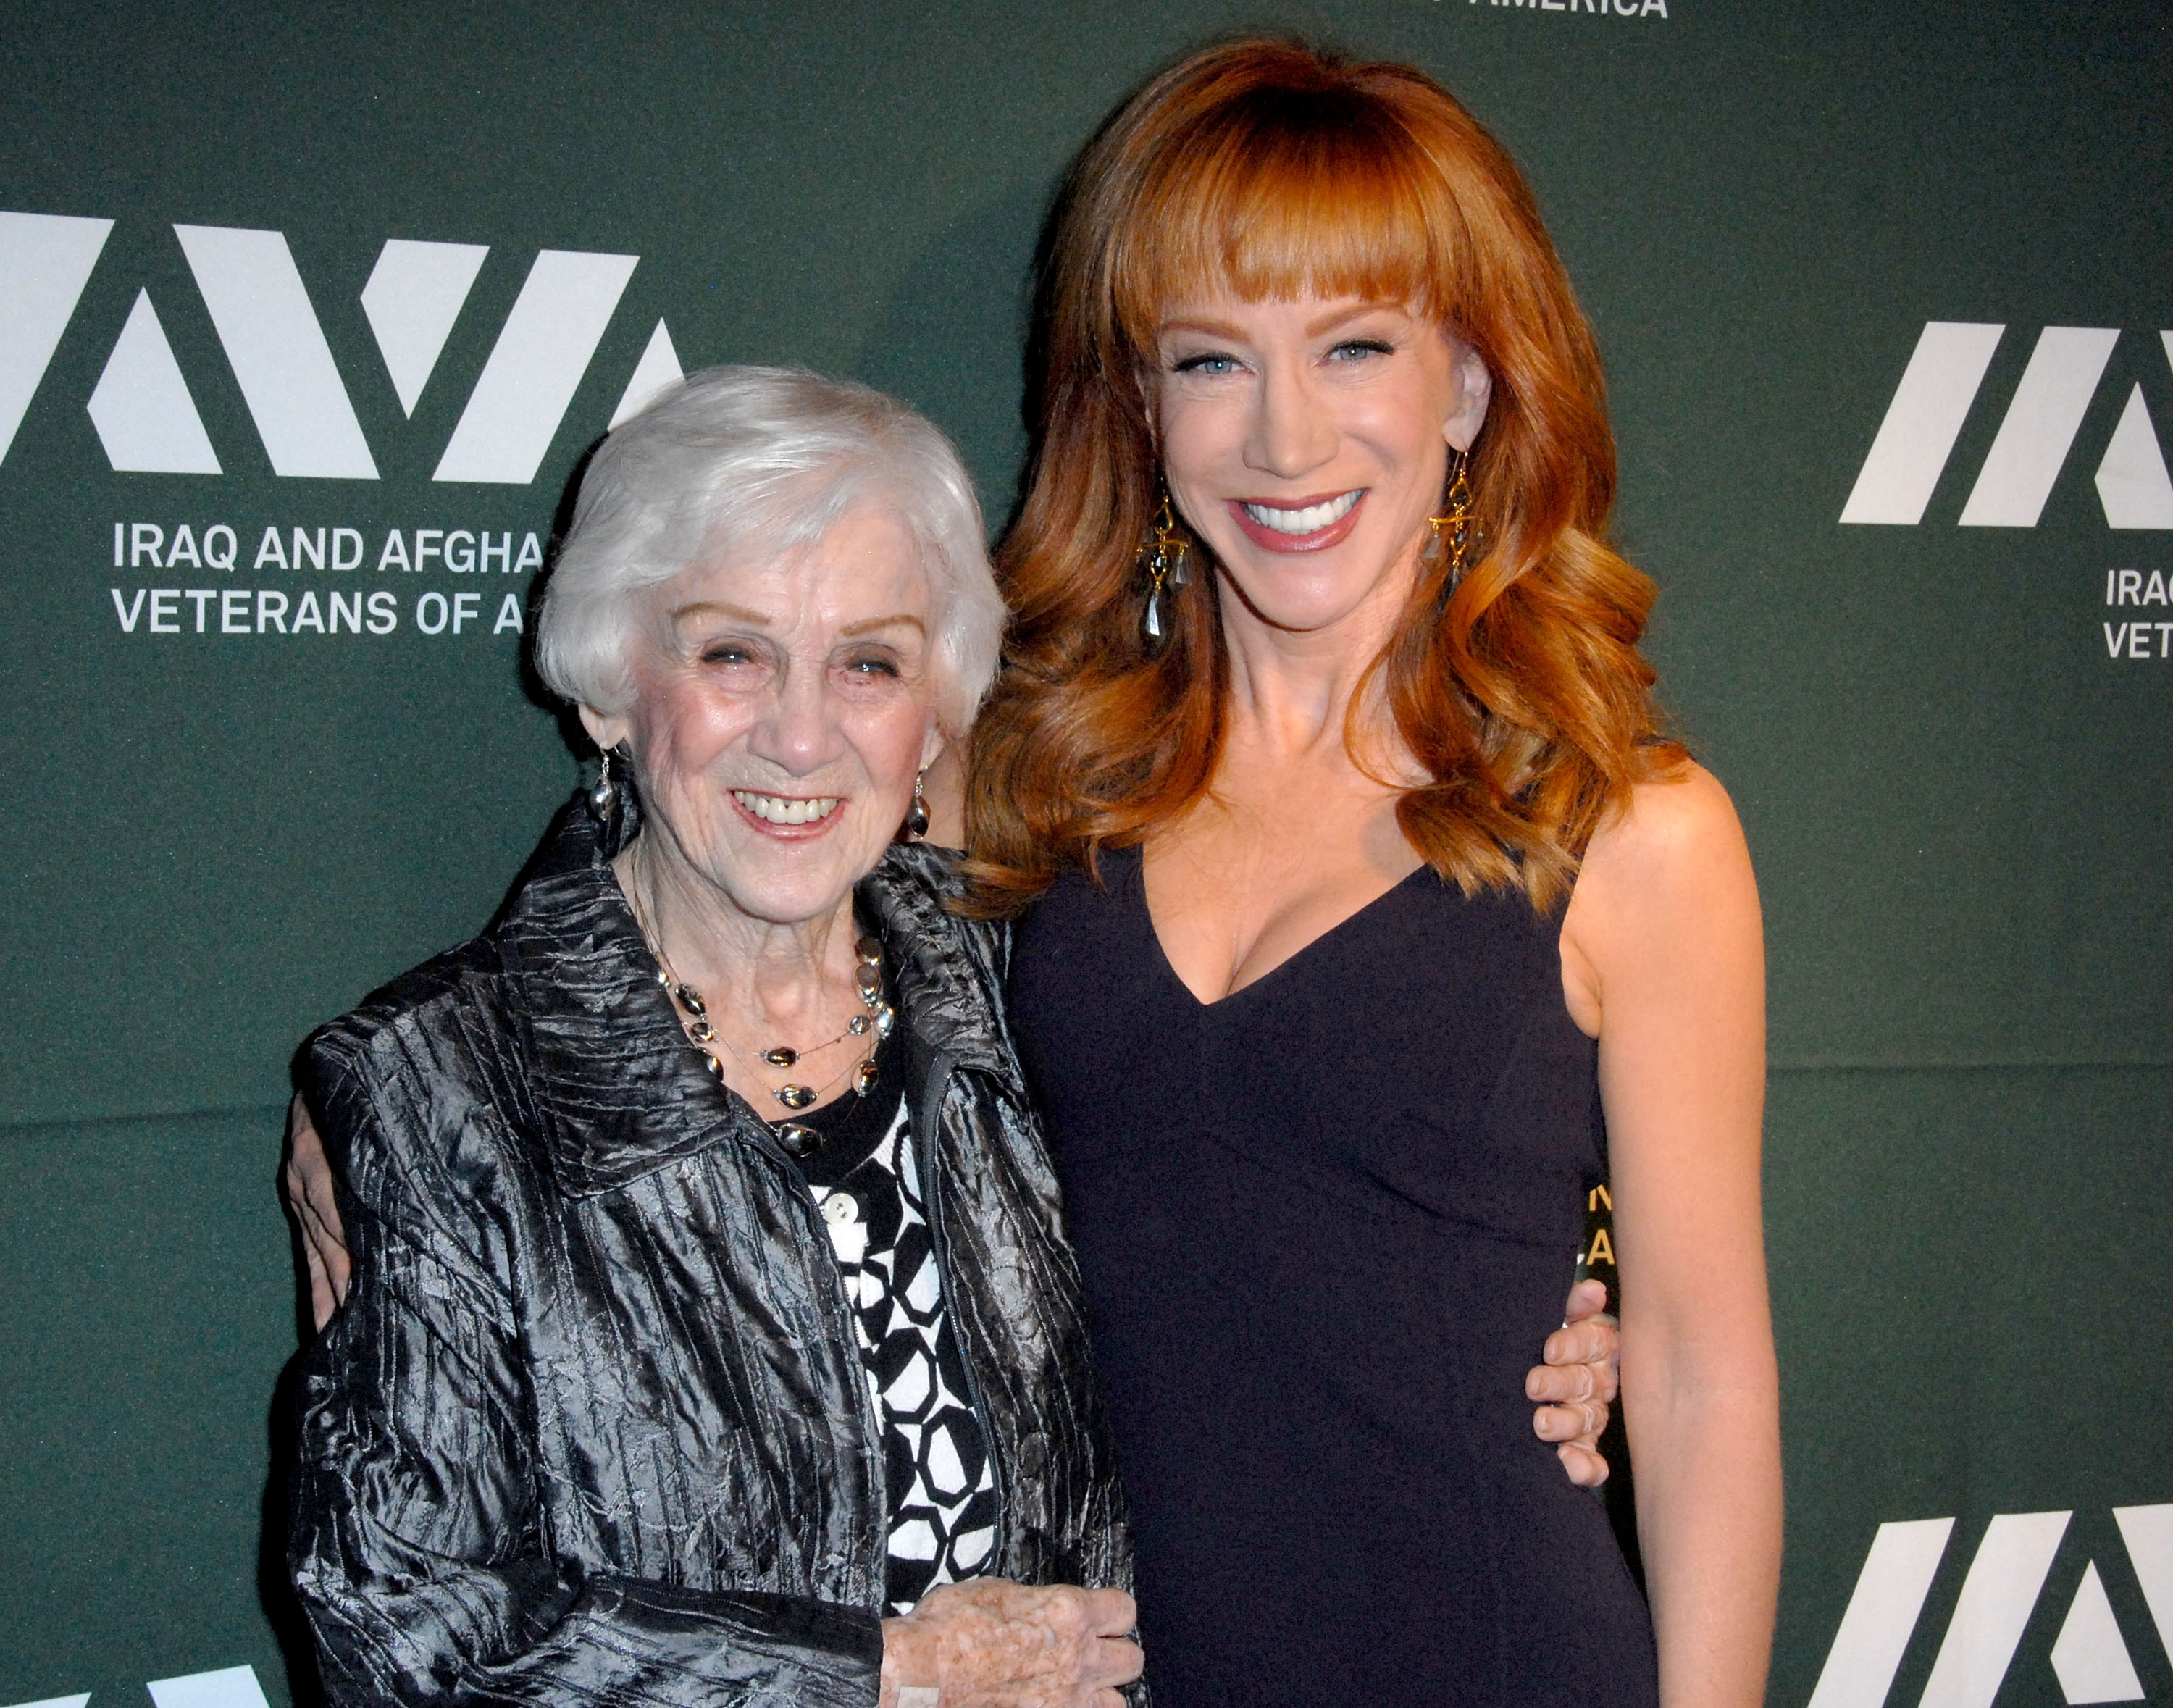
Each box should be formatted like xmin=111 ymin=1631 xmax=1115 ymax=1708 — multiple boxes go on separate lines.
xmin=664 ymin=779 xmax=918 ymax=928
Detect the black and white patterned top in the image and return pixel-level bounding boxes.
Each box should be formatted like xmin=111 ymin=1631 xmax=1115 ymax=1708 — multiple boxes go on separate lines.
xmin=792 ymin=1023 xmax=1000 ymax=1615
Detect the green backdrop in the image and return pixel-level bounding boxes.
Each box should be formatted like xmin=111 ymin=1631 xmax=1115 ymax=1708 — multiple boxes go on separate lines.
xmin=3 ymin=4 xmax=2168 ymax=1704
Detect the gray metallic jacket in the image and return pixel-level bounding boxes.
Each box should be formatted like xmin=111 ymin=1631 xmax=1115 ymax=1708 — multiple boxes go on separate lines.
xmin=290 ymin=805 xmax=1132 ymax=1706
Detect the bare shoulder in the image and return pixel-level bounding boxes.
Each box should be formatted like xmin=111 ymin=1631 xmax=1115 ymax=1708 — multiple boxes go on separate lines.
xmin=1562 ymin=765 xmax=1759 ymax=1023
xmin=1580 ymin=762 xmax=1751 ymax=896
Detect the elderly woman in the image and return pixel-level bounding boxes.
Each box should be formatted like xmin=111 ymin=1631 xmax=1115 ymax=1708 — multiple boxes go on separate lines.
xmin=288 ymin=366 xmax=1142 ymax=1707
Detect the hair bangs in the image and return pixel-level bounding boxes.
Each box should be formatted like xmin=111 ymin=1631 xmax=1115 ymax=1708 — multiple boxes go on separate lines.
xmin=1115 ymin=91 xmax=1454 ymax=346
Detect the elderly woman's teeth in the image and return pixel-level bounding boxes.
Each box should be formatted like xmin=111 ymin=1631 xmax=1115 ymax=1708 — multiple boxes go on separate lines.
xmin=733 ymin=791 xmax=840 ymax=825
xmin=1242 ymin=490 xmax=1362 ymax=534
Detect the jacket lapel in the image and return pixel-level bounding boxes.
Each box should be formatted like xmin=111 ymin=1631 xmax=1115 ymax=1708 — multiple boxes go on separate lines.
xmin=496 ymin=805 xmax=771 ymax=1199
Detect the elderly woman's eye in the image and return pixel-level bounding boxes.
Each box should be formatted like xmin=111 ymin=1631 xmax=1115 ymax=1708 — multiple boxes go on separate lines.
xmin=842 ymin=653 xmax=902 ymax=679
xmin=700 ymin=642 xmax=756 ymax=666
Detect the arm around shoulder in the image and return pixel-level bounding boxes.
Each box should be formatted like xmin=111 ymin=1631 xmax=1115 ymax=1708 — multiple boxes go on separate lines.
xmin=1562 ymin=765 xmax=1780 ymax=1708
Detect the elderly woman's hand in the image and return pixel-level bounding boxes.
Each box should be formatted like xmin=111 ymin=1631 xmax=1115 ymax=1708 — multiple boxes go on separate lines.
xmin=1529 ymin=1277 xmax=1619 ymax=1486
xmin=283 ymin=1093 xmax=348 ymax=1331
xmin=881 ymin=1579 xmax=1142 ymax=1708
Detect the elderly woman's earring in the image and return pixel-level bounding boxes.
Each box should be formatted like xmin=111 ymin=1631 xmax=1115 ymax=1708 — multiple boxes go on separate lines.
xmin=587 ymin=746 xmax=628 ymax=855
xmin=901 ymin=771 xmax=930 ymax=842
xmin=1136 ymin=490 xmax=1192 ymax=652
xmin=1428 ymin=451 xmax=1476 ymax=586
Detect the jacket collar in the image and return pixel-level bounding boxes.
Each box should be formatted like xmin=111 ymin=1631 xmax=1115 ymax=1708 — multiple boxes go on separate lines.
xmin=496 ymin=800 xmax=1021 ymax=1199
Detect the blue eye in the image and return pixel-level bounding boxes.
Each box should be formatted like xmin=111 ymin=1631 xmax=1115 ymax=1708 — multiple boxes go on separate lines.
xmin=1172 ymin=352 xmax=1241 ymax=376
xmin=1329 ymin=338 xmax=1394 ymax=362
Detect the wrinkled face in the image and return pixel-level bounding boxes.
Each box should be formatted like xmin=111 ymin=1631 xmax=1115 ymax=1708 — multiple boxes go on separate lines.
xmin=1150 ymin=293 xmax=1491 ymax=640
xmin=584 ymin=503 xmax=944 ymax=929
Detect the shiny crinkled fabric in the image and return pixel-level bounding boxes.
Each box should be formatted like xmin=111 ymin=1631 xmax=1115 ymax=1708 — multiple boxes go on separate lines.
xmin=290 ymin=800 xmax=1137 ymax=1705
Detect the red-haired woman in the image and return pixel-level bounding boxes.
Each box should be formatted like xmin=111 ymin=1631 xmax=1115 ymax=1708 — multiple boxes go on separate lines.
xmin=967 ymin=38 xmax=1778 ymax=1708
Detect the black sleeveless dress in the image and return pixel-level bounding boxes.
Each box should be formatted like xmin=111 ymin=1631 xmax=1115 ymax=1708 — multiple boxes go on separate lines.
xmin=1008 ymin=845 xmax=1658 ymax=1708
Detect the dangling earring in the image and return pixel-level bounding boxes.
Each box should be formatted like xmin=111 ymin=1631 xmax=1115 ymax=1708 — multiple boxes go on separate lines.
xmin=900 ymin=770 xmax=930 ymax=842
xmin=1136 ymin=489 xmax=1192 ymax=652
xmin=1428 ymin=450 xmax=1476 ymax=587
xmin=587 ymin=745 xmax=627 ymax=856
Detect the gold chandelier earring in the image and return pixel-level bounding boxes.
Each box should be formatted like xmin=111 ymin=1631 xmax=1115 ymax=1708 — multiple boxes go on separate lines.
xmin=1428 ymin=450 xmax=1476 ymax=587
xmin=1136 ymin=489 xmax=1193 ymax=652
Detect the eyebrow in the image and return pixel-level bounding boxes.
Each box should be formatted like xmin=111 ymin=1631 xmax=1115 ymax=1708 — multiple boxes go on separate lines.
xmin=668 ymin=600 xmax=771 ymax=626
xmin=1160 ymin=303 xmax=1404 ymax=344
xmin=666 ymin=600 xmax=926 ymax=640
xmin=840 ymin=614 xmax=926 ymax=639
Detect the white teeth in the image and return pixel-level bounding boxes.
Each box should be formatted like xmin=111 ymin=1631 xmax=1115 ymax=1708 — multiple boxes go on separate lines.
xmin=1242 ymin=490 xmax=1362 ymax=535
xmin=732 ymin=791 xmax=840 ymax=826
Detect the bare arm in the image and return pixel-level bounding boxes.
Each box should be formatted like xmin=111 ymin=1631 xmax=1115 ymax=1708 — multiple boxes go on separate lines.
xmin=1562 ymin=765 xmax=1780 ymax=1708
xmin=284 ymin=1092 xmax=348 ymax=1332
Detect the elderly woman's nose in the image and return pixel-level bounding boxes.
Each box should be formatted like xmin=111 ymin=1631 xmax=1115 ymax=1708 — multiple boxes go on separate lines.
xmin=1245 ymin=364 xmax=1336 ymax=480
xmin=748 ymin=666 xmax=847 ymax=772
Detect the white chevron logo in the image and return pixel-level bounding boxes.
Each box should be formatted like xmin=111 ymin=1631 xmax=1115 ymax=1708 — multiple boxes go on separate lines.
xmin=0 ymin=210 xmax=683 ymax=483
xmin=1841 ymin=323 xmax=2173 ymax=529
xmin=2 ymin=1660 xmax=271 ymax=1708
xmin=1806 ymin=1502 xmax=2173 ymax=1707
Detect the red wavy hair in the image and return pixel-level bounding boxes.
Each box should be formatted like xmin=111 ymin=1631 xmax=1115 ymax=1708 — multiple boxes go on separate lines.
xmin=965 ymin=38 xmax=1683 ymax=914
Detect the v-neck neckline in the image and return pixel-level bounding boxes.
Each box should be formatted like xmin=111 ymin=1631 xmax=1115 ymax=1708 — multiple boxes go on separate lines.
xmin=1131 ymin=845 xmax=1433 ymax=1010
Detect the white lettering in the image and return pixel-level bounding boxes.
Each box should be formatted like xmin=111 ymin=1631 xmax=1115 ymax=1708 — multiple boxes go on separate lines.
xmin=514 ymin=532 xmax=543 ymax=574
xmin=291 ymin=590 xmax=325 ymax=633
xmin=1642 ymin=0 xmax=1666 ymax=13
xmin=167 ymin=524 xmax=202 ymax=569
xmin=257 ymin=589 xmax=290 ymax=634
xmin=445 ymin=529 xmax=476 ymax=572
xmin=366 ymin=589 xmax=398 ymax=634
xmin=414 ymin=528 xmax=444 ymax=572
xmin=292 ymin=527 xmax=326 ymax=571
xmin=222 ymin=589 xmax=251 ymax=634
xmin=377 ymin=529 xmax=411 ymax=572
xmin=149 ymin=589 xmax=180 ymax=633
xmin=2105 ymin=622 xmax=2127 ymax=656
xmin=111 ymin=587 xmax=146 ymax=632
xmin=416 ymin=590 xmax=448 ymax=634
xmin=114 ymin=522 xmax=124 ymax=568
xmin=330 ymin=590 xmax=362 ymax=634
xmin=2117 ymin=569 xmax=2142 ymax=604
xmin=2146 ymin=570 xmax=2167 ymax=605
xmin=2130 ymin=624 xmax=2153 ymax=658
xmin=451 ymin=590 xmax=481 ymax=633
xmin=481 ymin=530 xmax=511 ymax=572
xmin=331 ymin=527 xmax=363 ymax=570
xmin=253 ymin=526 xmax=288 ymax=571
xmin=494 ymin=593 xmax=523 ymax=634
xmin=185 ymin=589 xmax=215 ymax=632
xmin=204 ymin=524 xmax=238 ymax=570
xmin=131 ymin=522 xmax=164 ymax=569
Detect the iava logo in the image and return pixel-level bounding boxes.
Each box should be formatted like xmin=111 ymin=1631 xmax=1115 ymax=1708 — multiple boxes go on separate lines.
xmin=0 ymin=209 xmax=682 ymax=484
xmin=1808 ymin=1503 xmax=2172 ymax=1708
xmin=1842 ymin=323 xmax=2173 ymax=530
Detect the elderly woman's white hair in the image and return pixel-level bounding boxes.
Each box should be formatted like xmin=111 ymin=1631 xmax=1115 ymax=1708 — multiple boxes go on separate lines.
xmin=536 ymin=366 xmax=1005 ymax=736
